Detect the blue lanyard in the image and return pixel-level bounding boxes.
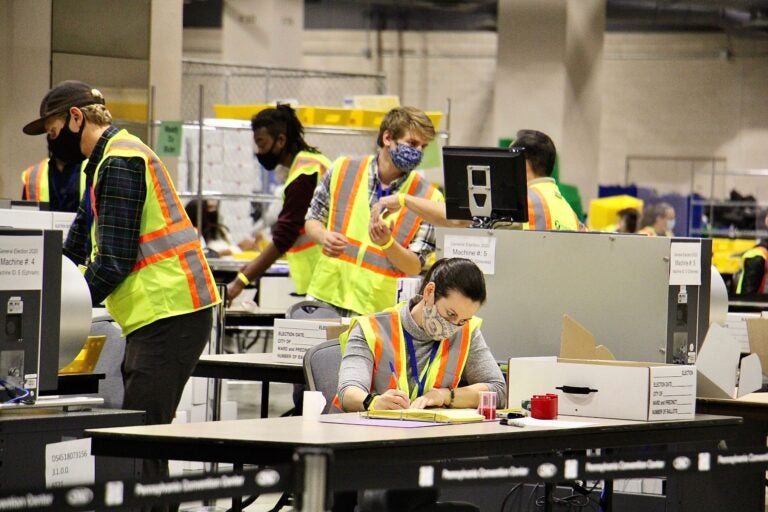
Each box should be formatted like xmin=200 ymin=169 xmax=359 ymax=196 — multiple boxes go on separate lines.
xmin=403 ymin=330 xmax=440 ymax=397
xmin=374 ymin=179 xmax=392 ymax=203
xmin=83 ymin=176 xmax=95 ymax=258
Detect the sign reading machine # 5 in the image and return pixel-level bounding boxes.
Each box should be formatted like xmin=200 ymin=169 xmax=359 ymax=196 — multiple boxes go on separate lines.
xmin=272 ymin=319 xmax=348 ymax=364
xmin=443 ymin=235 xmax=496 ymax=275
xmin=669 ymin=241 xmax=702 ymax=286
xmin=0 ymin=235 xmax=44 ymax=290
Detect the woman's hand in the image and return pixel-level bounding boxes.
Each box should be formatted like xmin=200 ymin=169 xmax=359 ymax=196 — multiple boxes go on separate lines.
xmin=372 ymin=389 xmax=410 ymax=410
xmin=409 ymin=388 xmax=447 ymax=410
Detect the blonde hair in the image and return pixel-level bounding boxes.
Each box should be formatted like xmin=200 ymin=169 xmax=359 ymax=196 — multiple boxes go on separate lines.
xmin=377 ymin=106 xmax=435 ymax=147
xmin=81 ymin=104 xmax=112 ymax=126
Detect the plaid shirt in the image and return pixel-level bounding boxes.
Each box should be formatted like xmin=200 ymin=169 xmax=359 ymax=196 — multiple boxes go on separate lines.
xmin=306 ymin=154 xmax=436 ymax=264
xmin=64 ymin=126 xmax=147 ymax=305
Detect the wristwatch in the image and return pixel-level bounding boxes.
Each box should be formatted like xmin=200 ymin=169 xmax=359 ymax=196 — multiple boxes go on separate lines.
xmin=362 ymin=393 xmax=378 ymax=411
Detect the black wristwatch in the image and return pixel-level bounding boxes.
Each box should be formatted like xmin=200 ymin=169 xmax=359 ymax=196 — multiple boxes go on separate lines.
xmin=362 ymin=393 xmax=378 ymax=411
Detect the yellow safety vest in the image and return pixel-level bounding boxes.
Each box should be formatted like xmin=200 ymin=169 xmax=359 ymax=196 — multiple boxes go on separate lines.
xmin=336 ymin=301 xmax=482 ymax=408
xmin=307 ymin=156 xmax=444 ymax=314
xmin=89 ymin=130 xmax=220 ymax=335
xmin=524 ymin=178 xmax=584 ymax=231
xmin=21 ymin=158 xmax=87 ymax=203
xmin=284 ymin=150 xmax=331 ymax=294
xmin=637 ymin=226 xmax=672 ymax=237
xmin=736 ymin=246 xmax=768 ymax=294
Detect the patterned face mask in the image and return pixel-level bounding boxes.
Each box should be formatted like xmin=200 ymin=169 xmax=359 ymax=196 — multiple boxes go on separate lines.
xmin=389 ymin=143 xmax=423 ymax=173
xmin=422 ymin=301 xmax=462 ymax=340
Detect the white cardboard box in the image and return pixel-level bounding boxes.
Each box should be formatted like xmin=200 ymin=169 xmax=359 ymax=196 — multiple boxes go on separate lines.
xmin=508 ymin=357 xmax=697 ymax=421
xmin=272 ymin=318 xmax=348 ymax=365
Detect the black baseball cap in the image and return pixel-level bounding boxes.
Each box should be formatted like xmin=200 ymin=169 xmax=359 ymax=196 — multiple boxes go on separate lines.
xmin=23 ymin=80 xmax=106 ymax=135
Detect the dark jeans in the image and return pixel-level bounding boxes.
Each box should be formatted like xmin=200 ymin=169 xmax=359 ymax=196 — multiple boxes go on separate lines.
xmin=122 ymin=307 xmax=214 ymax=512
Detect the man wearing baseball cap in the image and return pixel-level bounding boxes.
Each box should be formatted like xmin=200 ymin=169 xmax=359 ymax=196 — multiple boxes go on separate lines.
xmin=24 ymin=81 xmax=221 ymax=498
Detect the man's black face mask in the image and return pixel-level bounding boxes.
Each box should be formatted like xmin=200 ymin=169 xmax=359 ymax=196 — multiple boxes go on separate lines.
xmin=47 ymin=113 xmax=86 ymax=164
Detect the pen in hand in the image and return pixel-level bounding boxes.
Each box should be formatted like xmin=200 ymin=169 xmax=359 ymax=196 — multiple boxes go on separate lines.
xmin=389 ymin=361 xmax=400 ymax=390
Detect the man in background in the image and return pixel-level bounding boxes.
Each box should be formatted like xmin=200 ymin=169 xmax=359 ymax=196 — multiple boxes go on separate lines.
xmin=226 ymin=105 xmax=331 ymax=304
xmin=510 ymin=129 xmax=585 ymax=231
xmin=21 ymin=154 xmax=85 ymax=212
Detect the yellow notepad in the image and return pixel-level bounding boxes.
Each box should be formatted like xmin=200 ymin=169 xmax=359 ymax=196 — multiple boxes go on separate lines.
xmin=363 ymin=408 xmax=485 ymax=423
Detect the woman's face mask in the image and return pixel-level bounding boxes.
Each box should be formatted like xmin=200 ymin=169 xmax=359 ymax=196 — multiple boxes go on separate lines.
xmin=666 ymin=218 xmax=676 ymax=232
xmin=388 ymin=142 xmax=423 ymax=173
xmin=422 ymin=299 xmax=463 ymax=340
xmin=47 ymin=113 xmax=86 ymax=164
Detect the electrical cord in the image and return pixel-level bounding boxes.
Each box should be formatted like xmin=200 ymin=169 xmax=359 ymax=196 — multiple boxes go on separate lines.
xmin=0 ymin=379 xmax=32 ymax=405
xmin=499 ymin=483 xmax=523 ymax=512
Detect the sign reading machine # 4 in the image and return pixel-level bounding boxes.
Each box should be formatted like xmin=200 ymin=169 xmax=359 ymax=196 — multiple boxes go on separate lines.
xmin=272 ymin=319 xmax=348 ymax=364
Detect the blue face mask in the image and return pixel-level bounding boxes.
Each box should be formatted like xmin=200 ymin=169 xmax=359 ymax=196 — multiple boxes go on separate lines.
xmin=666 ymin=219 xmax=676 ymax=232
xmin=389 ymin=143 xmax=423 ymax=173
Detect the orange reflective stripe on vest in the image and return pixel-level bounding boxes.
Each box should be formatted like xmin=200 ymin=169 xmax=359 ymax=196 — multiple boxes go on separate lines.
xmin=527 ymin=187 xmax=551 ymax=230
xmin=330 ymin=158 xmax=368 ymax=234
xmin=335 ymin=239 xmax=405 ymax=278
xmin=391 ymin=174 xmax=438 ymax=247
xmin=287 ymin=229 xmax=315 ymax=253
xmin=24 ymin=160 xmax=48 ymax=201
xmin=435 ymin=323 xmax=472 ymax=389
xmin=331 ymin=157 xmax=434 ymax=277
xmin=109 ymin=140 xmax=187 ymax=225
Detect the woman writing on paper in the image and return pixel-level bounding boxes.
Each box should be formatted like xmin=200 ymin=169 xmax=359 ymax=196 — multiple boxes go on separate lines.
xmin=336 ymin=257 xmax=506 ymax=412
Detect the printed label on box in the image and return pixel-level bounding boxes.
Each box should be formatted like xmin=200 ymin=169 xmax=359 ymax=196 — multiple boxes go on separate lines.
xmin=647 ymin=365 xmax=696 ymax=420
xmin=273 ymin=319 xmax=343 ymax=365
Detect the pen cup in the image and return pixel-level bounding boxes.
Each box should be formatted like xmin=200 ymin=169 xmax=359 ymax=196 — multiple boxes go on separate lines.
xmin=478 ymin=391 xmax=497 ymax=420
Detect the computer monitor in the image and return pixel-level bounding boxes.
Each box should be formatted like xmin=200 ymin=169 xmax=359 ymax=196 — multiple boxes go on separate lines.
xmin=442 ymin=146 xmax=528 ymax=223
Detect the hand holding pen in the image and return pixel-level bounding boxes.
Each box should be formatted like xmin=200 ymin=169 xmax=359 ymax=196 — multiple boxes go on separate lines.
xmin=372 ymin=361 xmax=410 ymax=410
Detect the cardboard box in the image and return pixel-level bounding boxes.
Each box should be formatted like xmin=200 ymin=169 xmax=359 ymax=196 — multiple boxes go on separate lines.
xmin=508 ymin=357 xmax=696 ymax=421
xmin=272 ymin=318 xmax=348 ymax=365
xmin=696 ymin=322 xmax=762 ymax=399
xmin=507 ymin=315 xmax=695 ymax=422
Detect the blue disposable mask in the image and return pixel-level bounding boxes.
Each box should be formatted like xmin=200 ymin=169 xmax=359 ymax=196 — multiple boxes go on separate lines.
xmin=389 ymin=143 xmax=423 ymax=173
xmin=666 ymin=219 xmax=676 ymax=232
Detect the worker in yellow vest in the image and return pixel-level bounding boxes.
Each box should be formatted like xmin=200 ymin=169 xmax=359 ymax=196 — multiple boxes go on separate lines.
xmin=736 ymin=211 xmax=768 ymax=295
xmin=736 ymin=245 xmax=768 ymax=294
xmin=21 ymin=156 xmax=87 ymax=212
xmin=226 ymin=105 xmax=331 ymax=303
xmin=510 ymin=130 xmax=585 ymax=231
xmin=305 ymin=106 xmax=443 ymax=316
xmin=23 ymin=81 xmax=220 ymax=487
xmin=334 ymin=257 xmax=506 ymax=510
xmin=337 ymin=257 xmax=506 ymax=411
xmin=637 ymin=202 xmax=676 ymax=236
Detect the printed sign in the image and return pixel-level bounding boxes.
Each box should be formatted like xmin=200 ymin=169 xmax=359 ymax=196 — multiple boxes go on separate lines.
xmin=443 ymin=235 xmax=496 ymax=274
xmin=45 ymin=438 xmax=94 ymax=488
xmin=669 ymin=242 xmax=701 ymax=285
xmin=0 ymin=235 xmax=44 ymax=290
xmin=156 ymin=121 xmax=183 ymax=156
